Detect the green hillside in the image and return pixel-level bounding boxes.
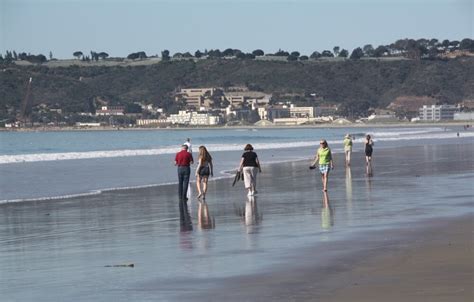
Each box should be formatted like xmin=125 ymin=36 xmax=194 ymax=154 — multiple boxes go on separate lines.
xmin=1 ymin=57 xmax=473 ymax=120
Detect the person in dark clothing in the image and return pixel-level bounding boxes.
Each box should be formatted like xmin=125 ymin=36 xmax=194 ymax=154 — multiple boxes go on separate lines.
xmin=365 ymin=134 xmax=374 ymax=165
xmin=175 ymin=144 xmax=194 ymax=201
xmin=238 ymin=144 xmax=262 ymax=196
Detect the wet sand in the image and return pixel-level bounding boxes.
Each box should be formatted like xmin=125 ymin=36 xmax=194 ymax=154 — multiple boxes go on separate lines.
xmin=324 ymin=217 xmax=473 ymax=302
xmin=1 ymin=140 xmax=473 ymax=301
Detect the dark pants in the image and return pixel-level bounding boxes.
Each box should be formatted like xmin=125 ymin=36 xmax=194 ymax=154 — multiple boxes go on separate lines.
xmin=177 ymin=166 xmax=191 ymax=201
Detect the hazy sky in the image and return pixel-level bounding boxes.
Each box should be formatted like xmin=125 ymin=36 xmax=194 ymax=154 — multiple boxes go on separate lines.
xmin=1 ymin=0 xmax=472 ymax=59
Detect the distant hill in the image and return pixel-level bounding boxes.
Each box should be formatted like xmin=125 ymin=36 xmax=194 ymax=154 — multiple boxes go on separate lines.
xmin=1 ymin=57 xmax=473 ymax=119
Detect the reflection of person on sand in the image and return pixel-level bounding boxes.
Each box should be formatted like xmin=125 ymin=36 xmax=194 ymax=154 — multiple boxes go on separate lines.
xmin=238 ymin=144 xmax=262 ymax=196
xmin=179 ymin=199 xmax=193 ymax=232
xmin=310 ymin=139 xmax=334 ymax=192
xmin=345 ymin=167 xmax=353 ymax=203
xmin=321 ymin=191 xmax=334 ymax=229
xmin=343 ymin=134 xmax=353 ymax=166
xmin=235 ymin=195 xmax=262 ymax=228
xmin=244 ymin=195 xmax=261 ymax=226
xmin=195 ymin=146 xmax=213 ymax=199
xmin=198 ymin=200 xmax=215 ymax=230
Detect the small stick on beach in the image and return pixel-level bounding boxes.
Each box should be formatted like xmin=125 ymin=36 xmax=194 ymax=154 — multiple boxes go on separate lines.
xmin=104 ymin=263 xmax=135 ymax=268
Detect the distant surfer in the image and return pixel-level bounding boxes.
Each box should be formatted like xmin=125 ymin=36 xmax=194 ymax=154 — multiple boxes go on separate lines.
xmin=238 ymin=144 xmax=262 ymax=196
xmin=310 ymin=139 xmax=334 ymax=192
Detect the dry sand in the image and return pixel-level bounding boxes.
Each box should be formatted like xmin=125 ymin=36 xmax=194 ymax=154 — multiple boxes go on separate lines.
xmin=324 ymin=217 xmax=473 ymax=302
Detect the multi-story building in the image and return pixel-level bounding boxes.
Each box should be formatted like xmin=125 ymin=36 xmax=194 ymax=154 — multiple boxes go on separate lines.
xmin=95 ymin=106 xmax=125 ymax=116
xmin=314 ymin=105 xmax=338 ymax=117
xmin=167 ymin=111 xmax=221 ymax=126
xmin=419 ymin=105 xmax=458 ymax=121
xmin=289 ymin=106 xmax=315 ymax=118
xmin=176 ymin=88 xmax=217 ymax=109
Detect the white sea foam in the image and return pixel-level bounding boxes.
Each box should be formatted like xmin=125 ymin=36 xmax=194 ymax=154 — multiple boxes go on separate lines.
xmin=1 ymin=130 xmax=472 ymax=164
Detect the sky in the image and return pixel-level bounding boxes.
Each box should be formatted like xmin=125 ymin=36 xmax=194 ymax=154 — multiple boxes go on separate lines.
xmin=0 ymin=0 xmax=472 ymax=59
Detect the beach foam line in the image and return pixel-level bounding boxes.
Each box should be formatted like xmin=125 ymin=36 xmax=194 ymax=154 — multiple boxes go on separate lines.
xmin=1 ymin=131 xmax=472 ymax=164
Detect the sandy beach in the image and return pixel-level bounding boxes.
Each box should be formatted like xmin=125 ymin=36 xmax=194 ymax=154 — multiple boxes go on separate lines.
xmin=1 ymin=139 xmax=473 ymax=301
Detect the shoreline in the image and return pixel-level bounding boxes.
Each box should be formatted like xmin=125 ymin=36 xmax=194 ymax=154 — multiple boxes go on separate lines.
xmin=1 ymin=140 xmax=472 ymax=301
xmin=1 ymin=121 xmax=472 ymax=132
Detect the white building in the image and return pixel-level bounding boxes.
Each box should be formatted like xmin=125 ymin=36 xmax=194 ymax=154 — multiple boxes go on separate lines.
xmin=289 ymin=105 xmax=315 ymax=118
xmin=95 ymin=106 xmax=125 ymax=116
xmin=454 ymin=112 xmax=474 ymax=121
xmin=419 ymin=105 xmax=458 ymax=121
xmin=167 ymin=110 xmax=221 ymax=126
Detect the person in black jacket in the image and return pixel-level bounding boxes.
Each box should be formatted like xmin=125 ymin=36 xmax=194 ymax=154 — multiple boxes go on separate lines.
xmin=238 ymin=144 xmax=262 ymax=196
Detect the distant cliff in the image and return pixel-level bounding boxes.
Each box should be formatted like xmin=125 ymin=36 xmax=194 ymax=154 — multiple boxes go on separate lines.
xmin=1 ymin=57 xmax=473 ymax=119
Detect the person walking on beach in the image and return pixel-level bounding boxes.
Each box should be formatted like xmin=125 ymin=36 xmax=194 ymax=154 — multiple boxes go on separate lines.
xmin=195 ymin=145 xmax=213 ymax=199
xmin=343 ymin=134 xmax=353 ymax=166
xmin=184 ymin=138 xmax=192 ymax=153
xmin=238 ymin=144 xmax=262 ymax=196
xmin=310 ymin=139 xmax=334 ymax=192
xmin=364 ymin=134 xmax=374 ymax=165
xmin=175 ymin=144 xmax=194 ymax=202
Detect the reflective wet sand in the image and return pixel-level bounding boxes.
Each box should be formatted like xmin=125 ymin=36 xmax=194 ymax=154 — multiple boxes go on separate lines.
xmin=1 ymin=141 xmax=473 ymax=301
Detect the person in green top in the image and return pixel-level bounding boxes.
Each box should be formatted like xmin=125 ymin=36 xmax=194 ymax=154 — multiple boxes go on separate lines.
xmin=310 ymin=139 xmax=334 ymax=192
xmin=343 ymin=134 xmax=353 ymax=167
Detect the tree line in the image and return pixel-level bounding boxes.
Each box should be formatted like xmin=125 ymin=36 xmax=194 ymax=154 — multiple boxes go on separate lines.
xmin=1 ymin=38 xmax=473 ymax=66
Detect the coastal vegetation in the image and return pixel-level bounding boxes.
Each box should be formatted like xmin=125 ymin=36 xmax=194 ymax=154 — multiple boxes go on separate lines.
xmin=0 ymin=38 xmax=473 ymax=125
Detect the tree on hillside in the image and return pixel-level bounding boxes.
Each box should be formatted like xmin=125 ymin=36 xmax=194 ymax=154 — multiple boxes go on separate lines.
xmin=321 ymin=50 xmax=334 ymax=57
xmin=274 ymin=49 xmax=289 ymax=56
xmin=195 ymin=50 xmax=203 ymax=58
xmin=223 ymin=48 xmax=234 ymax=57
xmin=299 ymin=55 xmax=309 ymax=60
xmin=374 ymin=45 xmax=389 ymax=57
xmin=333 ymin=46 xmax=340 ymax=57
xmin=336 ymin=100 xmax=371 ymax=118
xmin=441 ymin=39 xmax=450 ymax=50
xmin=460 ymin=38 xmax=474 ymax=51
xmin=98 ymin=52 xmax=109 ymax=60
xmin=290 ymin=51 xmax=300 ymax=58
xmin=252 ymin=49 xmax=264 ymax=56
xmin=207 ymin=49 xmax=222 ymax=58
xmin=350 ymin=47 xmax=364 ymax=59
xmin=287 ymin=54 xmax=298 ymax=61
xmin=73 ymin=51 xmax=83 ymax=59
xmin=127 ymin=51 xmax=147 ymax=60
xmin=161 ymin=50 xmax=170 ymax=61
xmin=363 ymin=44 xmax=374 ymax=57
xmin=310 ymin=51 xmax=321 ymax=59
xmin=338 ymin=49 xmax=349 ymax=58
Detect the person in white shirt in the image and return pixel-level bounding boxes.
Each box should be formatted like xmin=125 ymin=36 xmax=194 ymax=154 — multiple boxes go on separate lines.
xmin=184 ymin=138 xmax=192 ymax=153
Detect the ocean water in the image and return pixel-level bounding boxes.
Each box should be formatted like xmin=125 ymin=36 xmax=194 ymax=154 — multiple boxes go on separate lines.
xmin=0 ymin=125 xmax=472 ymax=202
xmin=1 ymin=126 xmax=473 ymax=301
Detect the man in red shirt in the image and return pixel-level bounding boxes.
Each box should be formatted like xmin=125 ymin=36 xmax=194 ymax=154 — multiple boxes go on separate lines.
xmin=175 ymin=144 xmax=194 ymax=201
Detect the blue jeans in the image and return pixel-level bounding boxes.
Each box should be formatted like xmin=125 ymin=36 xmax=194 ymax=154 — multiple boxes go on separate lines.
xmin=177 ymin=166 xmax=191 ymax=201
